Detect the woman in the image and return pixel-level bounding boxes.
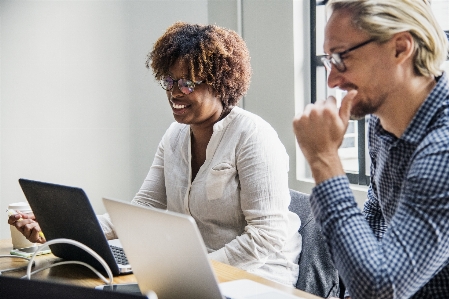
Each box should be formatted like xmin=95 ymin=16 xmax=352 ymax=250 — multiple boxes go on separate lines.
xmin=9 ymin=22 xmax=302 ymax=286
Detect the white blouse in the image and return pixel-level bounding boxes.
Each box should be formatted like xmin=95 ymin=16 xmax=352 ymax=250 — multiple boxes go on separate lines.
xmin=101 ymin=107 xmax=302 ymax=286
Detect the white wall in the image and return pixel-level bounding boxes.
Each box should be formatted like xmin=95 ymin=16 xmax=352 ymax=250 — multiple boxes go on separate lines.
xmin=0 ymin=0 xmax=208 ymax=240
xmin=241 ymin=0 xmax=299 ymax=188
xmin=0 ymin=0 xmax=349 ymax=240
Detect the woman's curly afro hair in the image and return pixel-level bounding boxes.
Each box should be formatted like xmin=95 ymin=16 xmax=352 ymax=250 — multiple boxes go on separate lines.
xmin=146 ymin=22 xmax=252 ymax=111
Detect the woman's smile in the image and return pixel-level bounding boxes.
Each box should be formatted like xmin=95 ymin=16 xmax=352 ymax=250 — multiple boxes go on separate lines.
xmin=170 ymin=99 xmax=191 ymax=114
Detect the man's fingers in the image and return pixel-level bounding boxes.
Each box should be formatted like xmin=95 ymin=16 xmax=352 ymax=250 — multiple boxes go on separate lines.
xmin=339 ymin=90 xmax=358 ymax=122
xmin=326 ymin=95 xmax=337 ymax=105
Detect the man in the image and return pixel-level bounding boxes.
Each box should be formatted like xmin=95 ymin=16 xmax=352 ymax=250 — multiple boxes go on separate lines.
xmin=293 ymin=1 xmax=449 ymax=298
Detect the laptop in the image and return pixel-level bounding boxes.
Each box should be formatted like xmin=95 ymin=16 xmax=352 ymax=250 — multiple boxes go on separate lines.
xmin=102 ymin=197 xmax=304 ymax=299
xmin=18 ymin=178 xmax=132 ymax=275
xmin=0 ymin=275 xmax=145 ymax=299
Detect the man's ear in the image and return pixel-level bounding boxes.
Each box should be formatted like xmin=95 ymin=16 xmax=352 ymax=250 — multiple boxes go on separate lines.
xmin=393 ymin=31 xmax=414 ymax=62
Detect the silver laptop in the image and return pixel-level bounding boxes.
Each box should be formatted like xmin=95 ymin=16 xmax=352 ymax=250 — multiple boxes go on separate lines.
xmin=18 ymin=178 xmax=132 ymax=275
xmin=102 ymin=197 xmax=304 ymax=299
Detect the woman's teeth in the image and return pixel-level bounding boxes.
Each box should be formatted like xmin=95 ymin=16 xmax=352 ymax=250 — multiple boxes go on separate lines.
xmin=172 ymin=103 xmax=186 ymax=109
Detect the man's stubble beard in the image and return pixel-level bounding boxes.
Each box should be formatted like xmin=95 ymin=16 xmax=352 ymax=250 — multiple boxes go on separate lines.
xmin=350 ymin=93 xmax=386 ymax=120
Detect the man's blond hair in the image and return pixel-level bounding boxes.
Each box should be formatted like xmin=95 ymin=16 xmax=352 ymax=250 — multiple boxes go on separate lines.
xmin=328 ymin=0 xmax=449 ymax=77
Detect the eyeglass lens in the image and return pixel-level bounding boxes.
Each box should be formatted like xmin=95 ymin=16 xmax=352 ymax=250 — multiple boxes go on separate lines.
xmin=321 ymin=55 xmax=344 ymax=72
xmin=160 ymin=76 xmax=196 ymax=95
xmin=321 ymin=39 xmax=375 ymax=73
xmin=321 ymin=57 xmax=332 ymax=71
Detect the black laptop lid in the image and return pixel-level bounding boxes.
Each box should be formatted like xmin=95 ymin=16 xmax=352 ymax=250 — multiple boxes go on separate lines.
xmin=0 ymin=276 xmax=145 ymax=299
xmin=18 ymin=178 xmax=120 ymax=275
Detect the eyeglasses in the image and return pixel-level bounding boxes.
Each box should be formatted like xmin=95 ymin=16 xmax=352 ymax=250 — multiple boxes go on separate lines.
xmin=321 ymin=38 xmax=375 ymax=72
xmin=160 ymin=75 xmax=203 ymax=95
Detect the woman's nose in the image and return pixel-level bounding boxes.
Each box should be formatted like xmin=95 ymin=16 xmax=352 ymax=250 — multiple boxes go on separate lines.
xmin=171 ymin=82 xmax=183 ymax=97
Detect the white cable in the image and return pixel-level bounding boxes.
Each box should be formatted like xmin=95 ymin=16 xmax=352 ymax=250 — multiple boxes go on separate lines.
xmin=0 ymin=255 xmax=32 ymax=274
xmin=25 ymin=238 xmax=113 ymax=286
xmin=21 ymin=260 xmax=110 ymax=284
xmin=9 ymin=241 xmax=157 ymax=297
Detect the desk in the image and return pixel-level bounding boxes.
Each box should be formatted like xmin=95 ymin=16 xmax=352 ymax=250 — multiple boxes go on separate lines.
xmin=0 ymin=239 xmax=321 ymax=299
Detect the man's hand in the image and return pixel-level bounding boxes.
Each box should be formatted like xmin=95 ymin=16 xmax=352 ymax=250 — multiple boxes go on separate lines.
xmin=293 ymin=90 xmax=357 ymax=184
xmin=8 ymin=212 xmax=46 ymax=243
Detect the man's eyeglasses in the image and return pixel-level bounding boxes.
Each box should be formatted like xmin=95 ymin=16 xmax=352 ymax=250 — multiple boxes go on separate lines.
xmin=321 ymin=38 xmax=375 ymax=72
xmin=160 ymin=76 xmax=203 ymax=95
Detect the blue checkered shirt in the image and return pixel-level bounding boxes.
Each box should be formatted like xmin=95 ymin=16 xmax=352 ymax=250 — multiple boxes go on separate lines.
xmin=310 ymin=72 xmax=449 ymax=299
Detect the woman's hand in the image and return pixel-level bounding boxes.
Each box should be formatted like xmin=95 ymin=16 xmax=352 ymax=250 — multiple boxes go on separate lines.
xmin=8 ymin=212 xmax=46 ymax=243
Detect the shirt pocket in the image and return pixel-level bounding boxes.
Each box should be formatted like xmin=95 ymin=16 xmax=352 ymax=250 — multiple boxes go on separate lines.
xmin=206 ymin=162 xmax=237 ymax=200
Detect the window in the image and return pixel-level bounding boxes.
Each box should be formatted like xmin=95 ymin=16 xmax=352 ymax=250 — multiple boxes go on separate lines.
xmin=310 ymin=1 xmax=370 ymax=185
xmin=431 ymin=0 xmax=449 ymax=32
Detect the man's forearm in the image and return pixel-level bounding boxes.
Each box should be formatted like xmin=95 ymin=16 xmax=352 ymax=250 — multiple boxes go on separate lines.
xmin=308 ymin=153 xmax=346 ymax=185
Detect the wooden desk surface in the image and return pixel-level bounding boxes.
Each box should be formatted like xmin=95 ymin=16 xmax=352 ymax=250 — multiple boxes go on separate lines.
xmin=0 ymin=239 xmax=321 ymax=299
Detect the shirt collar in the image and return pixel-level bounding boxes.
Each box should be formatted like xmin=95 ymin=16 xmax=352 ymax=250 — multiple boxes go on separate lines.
xmin=400 ymin=72 xmax=449 ymax=144
xmin=213 ymin=106 xmax=241 ymax=132
xmin=374 ymin=72 xmax=449 ymax=145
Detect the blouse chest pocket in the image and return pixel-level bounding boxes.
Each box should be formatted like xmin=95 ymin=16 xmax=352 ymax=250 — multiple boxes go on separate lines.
xmin=206 ymin=162 xmax=237 ymax=200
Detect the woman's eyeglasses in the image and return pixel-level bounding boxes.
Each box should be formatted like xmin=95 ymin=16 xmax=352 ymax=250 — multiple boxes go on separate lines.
xmin=160 ymin=76 xmax=203 ymax=95
xmin=321 ymin=38 xmax=375 ymax=72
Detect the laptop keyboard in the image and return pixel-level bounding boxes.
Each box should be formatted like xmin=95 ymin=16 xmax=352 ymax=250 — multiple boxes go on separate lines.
xmin=110 ymin=245 xmax=130 ymax=265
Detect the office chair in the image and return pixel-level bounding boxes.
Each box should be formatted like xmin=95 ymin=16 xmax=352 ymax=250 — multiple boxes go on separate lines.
xmin=289 ymin=189 xmax=340 ymax=298
xmin=0 ymin=275 xmax=147 ymax=299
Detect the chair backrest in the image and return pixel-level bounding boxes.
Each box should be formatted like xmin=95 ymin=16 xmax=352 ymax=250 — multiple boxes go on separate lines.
xmin=289 ymin=189 xmax=339 ymax=298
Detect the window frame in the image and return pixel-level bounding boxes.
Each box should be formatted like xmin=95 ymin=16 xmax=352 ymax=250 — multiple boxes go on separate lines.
xmin=311 ymin=0 xmax=370 ymax=186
